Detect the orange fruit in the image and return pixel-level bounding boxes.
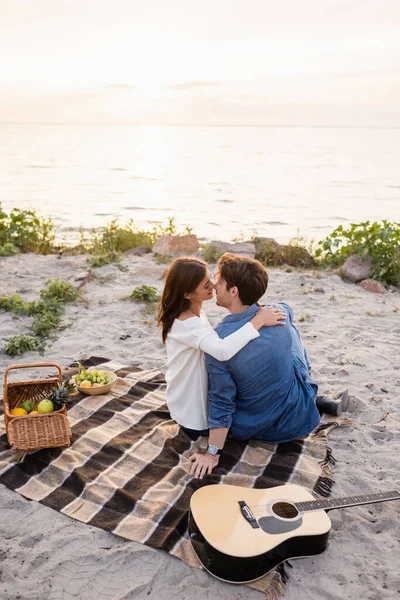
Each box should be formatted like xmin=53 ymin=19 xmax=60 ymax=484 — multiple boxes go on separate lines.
xmin=29 ymin=410 xmax=39 ymax=415
xmin=10 ymin=407 xmax=28 ymax=416
xmin=80 ymin=380 xmax=92 ymax=388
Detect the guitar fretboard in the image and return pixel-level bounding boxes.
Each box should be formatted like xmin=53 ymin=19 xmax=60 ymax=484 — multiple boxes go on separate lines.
xmin=295 ymin=490 xmax=400 ymax=513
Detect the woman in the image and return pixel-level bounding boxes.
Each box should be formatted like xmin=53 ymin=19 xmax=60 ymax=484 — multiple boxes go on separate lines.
xmin=157 ymin=256 xmax=286 ymax=434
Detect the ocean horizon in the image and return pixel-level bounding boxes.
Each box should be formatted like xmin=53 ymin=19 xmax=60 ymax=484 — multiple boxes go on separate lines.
xmin=2 ymin=123 xmax=400 ymax=244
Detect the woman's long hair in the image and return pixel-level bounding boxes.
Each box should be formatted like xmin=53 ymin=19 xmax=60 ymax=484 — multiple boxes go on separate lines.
xmin=158 ymin=257 xmax=208 ymax=343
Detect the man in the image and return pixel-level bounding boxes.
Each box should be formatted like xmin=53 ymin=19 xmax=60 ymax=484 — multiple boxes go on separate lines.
xmin=189 ymin=253 xmax=347 ymax=480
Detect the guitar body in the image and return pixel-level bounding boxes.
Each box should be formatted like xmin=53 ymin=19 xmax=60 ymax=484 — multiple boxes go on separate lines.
xmin=189 ymin=483 xmax=331 ymax=583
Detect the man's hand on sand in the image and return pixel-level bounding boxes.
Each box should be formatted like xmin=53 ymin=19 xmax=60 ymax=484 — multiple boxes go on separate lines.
xmin=189 ymin=453 xmax=219 ymax=479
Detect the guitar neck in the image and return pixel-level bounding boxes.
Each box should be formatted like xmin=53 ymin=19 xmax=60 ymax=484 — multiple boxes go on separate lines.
xmin=295 ymin=490 xmax=400 ymax=513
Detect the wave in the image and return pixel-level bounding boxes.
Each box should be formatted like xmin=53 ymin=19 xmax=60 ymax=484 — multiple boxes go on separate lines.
xmin=263 ymin=221 xmax=288 ymax=225
xmin=329 ymin=180 xmax=364 ymax=186
xmin=123 ymin=206 xmax=173 ymax=211
xmin=130 ymin=176 xmax=160 ymax=181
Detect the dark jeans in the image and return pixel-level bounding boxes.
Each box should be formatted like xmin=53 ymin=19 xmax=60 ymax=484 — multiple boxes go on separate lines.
xmin=181 ymin=425 xmax=209 ymax=437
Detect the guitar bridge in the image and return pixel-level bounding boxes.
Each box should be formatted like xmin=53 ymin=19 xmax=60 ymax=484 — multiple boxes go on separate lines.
xmin=238 ymin=501 xmax=260 ymax=529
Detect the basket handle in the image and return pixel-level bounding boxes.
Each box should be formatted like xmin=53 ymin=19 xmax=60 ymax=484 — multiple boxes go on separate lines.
xmin=4 ymin=362 xmax=63 ymax=387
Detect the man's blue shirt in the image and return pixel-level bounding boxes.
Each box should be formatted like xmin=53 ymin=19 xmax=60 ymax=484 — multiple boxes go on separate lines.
xmin=205 ymin=303 xmax=320 ymax=443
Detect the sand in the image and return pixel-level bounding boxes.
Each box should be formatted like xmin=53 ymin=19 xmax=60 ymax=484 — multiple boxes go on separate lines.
xmin=1 ymin=251 xmax=399 ymax=600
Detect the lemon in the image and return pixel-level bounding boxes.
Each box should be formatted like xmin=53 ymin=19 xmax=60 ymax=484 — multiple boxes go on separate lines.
xmin=10 ymin=407 xmax=28 ymax=416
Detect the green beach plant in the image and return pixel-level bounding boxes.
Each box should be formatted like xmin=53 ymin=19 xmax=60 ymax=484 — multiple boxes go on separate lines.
xmin=254 ymin=234 xmax=314 ymax=268
xmin=40 ymin=278 xmax=79 ymax=303
xmin=0 ymin=294 xmax=29 ymax=315
xmin=0 ymin=204 xmax=56 ymax=254
xmin=130 ymin=284 xmax=159 ymax=303
xmin=316 ymin=221 xmax=400 ymax=286
xmin=0 ymin=242 xmax=19 ymax=256
xmin=202 ymin=242 xmax=225 ymax=263
xmin=89 ymin=252 xmax=121 ymax=268
xmin=4 ymin=334 xmax=43 ymax=356
xmin=152 ymin=253 xmax=174 ymax=264
xmin=88 ymin=217 xmax=182 ymax=255
xmin=2 ymin=279 xmax=79 ymax=355
xmin=31 ymin=311 xmax=62 ymax=337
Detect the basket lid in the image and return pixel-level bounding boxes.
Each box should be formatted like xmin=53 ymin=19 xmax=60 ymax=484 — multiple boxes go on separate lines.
xmin=7 ymin=413 xmax=72 ymax=451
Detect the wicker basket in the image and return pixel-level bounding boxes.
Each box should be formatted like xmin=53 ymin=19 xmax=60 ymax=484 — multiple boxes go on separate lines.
xmin=3 ymin=362 xmax=72 ymax=453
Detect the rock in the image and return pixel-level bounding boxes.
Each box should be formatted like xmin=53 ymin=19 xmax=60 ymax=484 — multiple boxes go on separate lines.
xmin=73 ymin=271 xmax=91 ymax=282
xmin=253 ymin=236 xmax=314 ymax=267
xmin=360 ymin=279 xmax=386 ymax=294
xmin=204 ymin=240 xmax=255 ymax=262
xmin=253 ymin=237 xmax=284 ymax=265
xmin=124 ymin=246 xmax=152 ymax=257
xmin=207 ymin=241 xmax=230 ymax=257
xmin=152 ymin=234 xmax=199 ymax=256
xmin=281 ymin=245 xmax=314 ymax=267
xmin=339 ymin=255 xmax=373 ymax=283
xmin=365 ymin=382 xmax=374 ymax=390
xmin=226 ymin=242 xmax=256 ymax=258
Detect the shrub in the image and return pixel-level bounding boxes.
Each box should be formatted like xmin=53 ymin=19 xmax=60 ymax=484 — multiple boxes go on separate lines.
xmin=0 ymin=294 xmax=28 ymax=315
xmin=203 ymin=243 xmax=226 ymax=263
xmin=0 ymin=242 xmax=19 ymax=256
xmin=89 ymin=217 xmax=181 ymax=255
xmin=89 ymin=252 xmax=121 ymax=268
xmin=4 ymin=334 xmax=43 ymax=356
xmin=0 ymin=204 xmax=56 ymax=254
xmin=130 ymin=284 xmax=159 ymax=303
xmin=316 ymin=221 xmax=400 ymax=286
xmin=152 ymin=253 xmax=173 ymax=265
xmin=31 ymin=311 xmax=61 ymax=337
xmin=26 ymin=298 xmax=64 ymax=317
xmin=254 ymin=235 xmax=314 ymax=268
xmin=2 ymin=279 xmax=79 ymax=355
xmin=281 ymin=235 xmax=315 ymax=267
xmin=40 ymin=279 xmax=79 ymax=302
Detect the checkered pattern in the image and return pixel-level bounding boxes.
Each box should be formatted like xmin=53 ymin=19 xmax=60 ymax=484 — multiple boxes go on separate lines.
xmin=0 ymin=357 xmax=337 ymax=597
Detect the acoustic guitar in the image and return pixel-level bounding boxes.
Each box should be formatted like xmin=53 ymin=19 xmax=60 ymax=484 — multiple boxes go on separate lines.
xmin=189 ymin=483 xmax=400 ymax=584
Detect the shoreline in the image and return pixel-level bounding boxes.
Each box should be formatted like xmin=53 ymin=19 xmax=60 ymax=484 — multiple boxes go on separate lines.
xmin=1 ymin=251 xmax=399 ymax=599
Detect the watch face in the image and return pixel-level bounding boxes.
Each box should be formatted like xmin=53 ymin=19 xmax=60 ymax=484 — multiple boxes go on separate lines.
xmin=207 ymin=445 xmax=218 ymax=456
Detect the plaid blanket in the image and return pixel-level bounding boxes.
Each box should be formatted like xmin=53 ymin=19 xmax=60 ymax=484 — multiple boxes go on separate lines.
xmin=0 ymin=357 xmax=340 ymax=599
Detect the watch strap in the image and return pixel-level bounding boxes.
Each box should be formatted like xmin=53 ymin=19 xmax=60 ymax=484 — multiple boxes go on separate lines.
xmin=207 ymin=445 xmax=222 ymax=456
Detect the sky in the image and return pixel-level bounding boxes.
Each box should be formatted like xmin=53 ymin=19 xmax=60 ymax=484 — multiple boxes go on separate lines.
xmin=1 ymin=0 xmax=400 ymax=126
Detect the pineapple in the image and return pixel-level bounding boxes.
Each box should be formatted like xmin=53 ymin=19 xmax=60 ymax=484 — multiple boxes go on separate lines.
xmin=47 ymin=380 xmax=75 ymax=411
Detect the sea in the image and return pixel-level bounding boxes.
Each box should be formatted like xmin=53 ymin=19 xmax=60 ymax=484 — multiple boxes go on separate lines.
xmin=1 ymin=124 xmax=399 ymax=245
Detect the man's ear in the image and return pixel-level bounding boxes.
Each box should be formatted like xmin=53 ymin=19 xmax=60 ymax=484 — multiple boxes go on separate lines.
xmin=230 ymin=286 xmax=239 ymax=298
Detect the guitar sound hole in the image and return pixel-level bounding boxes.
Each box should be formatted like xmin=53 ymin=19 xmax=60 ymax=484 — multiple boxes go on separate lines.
xmin=271 ymin=502 xmax=299 ymax=519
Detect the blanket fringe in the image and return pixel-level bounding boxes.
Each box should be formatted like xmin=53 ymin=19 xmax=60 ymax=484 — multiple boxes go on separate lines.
xmin=313 ymin=416 xmax=353 ymax=437
xmin=264 ymin=564 xmax=288 ymax=600
xmin=319 ymin=445 xmax=336 ymax=467
xmin=313 ymin=475 xmax=335 ymax=497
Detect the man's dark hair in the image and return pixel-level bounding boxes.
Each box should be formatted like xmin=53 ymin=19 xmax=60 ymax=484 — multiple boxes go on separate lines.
xmin=217 ymin=253 xmax=268 ymax=305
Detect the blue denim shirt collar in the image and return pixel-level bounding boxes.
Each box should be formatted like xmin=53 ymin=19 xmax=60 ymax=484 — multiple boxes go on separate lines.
xmin=221 ymin=304 xmax=259 ymax=323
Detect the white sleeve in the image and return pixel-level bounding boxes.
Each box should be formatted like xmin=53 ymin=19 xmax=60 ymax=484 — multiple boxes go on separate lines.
xmin=182 ymin=318 xmax=259 ymax=361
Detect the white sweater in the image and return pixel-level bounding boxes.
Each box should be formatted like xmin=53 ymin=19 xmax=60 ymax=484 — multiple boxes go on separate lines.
xmin=165 ymin=311 xmax=259 ymax=430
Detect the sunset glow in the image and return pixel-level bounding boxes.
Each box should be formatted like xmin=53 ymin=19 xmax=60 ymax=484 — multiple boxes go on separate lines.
xmin=1 ymin=0 xmax=399 ymax=125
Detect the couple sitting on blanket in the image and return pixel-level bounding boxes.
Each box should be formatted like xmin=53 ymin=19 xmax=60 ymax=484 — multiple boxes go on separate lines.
xmin=158 ymin=253 xmax=348 ymax=480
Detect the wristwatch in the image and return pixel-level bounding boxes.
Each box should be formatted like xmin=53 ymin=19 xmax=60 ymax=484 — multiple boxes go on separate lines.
xmin=207 ymin=444 xmax=222 ymax=456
